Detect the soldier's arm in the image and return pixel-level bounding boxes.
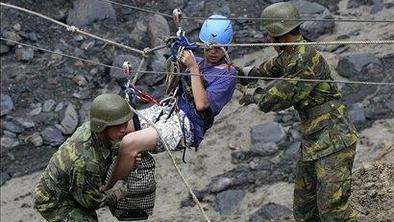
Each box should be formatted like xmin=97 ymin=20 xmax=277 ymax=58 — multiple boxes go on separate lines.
xmin=253 ymin=68 xmax=315 ymax=112
xmin=70 ymin=160 xmax=118 ymax=210
xmin=238 ymin=55 xmax=284 ymax=85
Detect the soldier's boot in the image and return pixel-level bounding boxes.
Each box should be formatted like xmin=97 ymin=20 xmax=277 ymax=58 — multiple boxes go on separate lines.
xmin=293 ymin=159 xmax=321 ymax=222
xmin=315 ymin=144 xmax=357 ymax=222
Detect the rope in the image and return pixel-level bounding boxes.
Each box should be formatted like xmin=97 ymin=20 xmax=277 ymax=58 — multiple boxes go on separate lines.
xmin=127 ymin=106 xmax=211 ymax=222
xmin=99 ymin=0 xmax=394 ymax=23
xmin=132 ymin=57 xmax=146 ymax=85
xmin=0 ymin=2 xmax=145 ymax=55
xmin=200 ymin=40 xmax=394 ymax=48
xmin=2 ymin=38 xmax=394 ymax=86
xmin=100 ymin=0 xmax=172 ymax=18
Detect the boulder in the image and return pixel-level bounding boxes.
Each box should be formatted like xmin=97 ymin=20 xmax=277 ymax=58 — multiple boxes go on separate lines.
xmin=336 ymin=53 xmax=382 ymax=79
xmin=348 ymin=103 xmax=367 ymax=124
xmin=67 ymin=0 xmax=116 ymax=27
xmin=1 ymin=136 xmax=20 ymax=149
xmin=250 ymin=142 xmax=280 ymax=157
xmin=249 ymin=202 xmax=292 ymax=222
xmin=0 ymin=172 xmax=11 ymax=186
xmin=14 ymin=118 xmax=35 ymax=129
xmin=216 ymin=190 xmax=246 ymax=215
xmin=0 ymin=44 xmax=10 ymax=54
xmin=147 ymin=14 xmax=170 ymax=51
xmin=2 ymin=31 xmax=22 ymax=46
xmin=292 ymin=0 xmax=335 ymax=41
xmin=79 ymin=101 xmax=92 ymax=123
xmin=1 ymin=94 xmax=13 ymax=116
xmin=2 ymin=121 xmax=24 ymax=134
xmin=209 ymin=177 xmax=233 ymax=193
xmin=251 ymin=122 xmax=286 ymax=145
xmin=25 ymin=132 xmax=44 ymax=147
xmin=42 ymin=99 xmax=57 ymax=112
xmin=15 ymin=46 xmax=34 ymax=61
xmin=42 ymin=126 xmax=65 ymax=146
xmin=61 ymin=104 xmax=79 ymax=135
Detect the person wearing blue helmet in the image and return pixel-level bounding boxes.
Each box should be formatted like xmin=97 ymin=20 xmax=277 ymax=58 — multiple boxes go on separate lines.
xmin=104 ymin=15 xmax=237 ymax=191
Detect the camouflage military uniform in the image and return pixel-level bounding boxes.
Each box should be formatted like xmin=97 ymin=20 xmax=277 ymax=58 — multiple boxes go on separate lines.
xmin=33 ymin=122 xmax=118 ymax=222
xmin=248 ymin=35 xmax=358 ymax=221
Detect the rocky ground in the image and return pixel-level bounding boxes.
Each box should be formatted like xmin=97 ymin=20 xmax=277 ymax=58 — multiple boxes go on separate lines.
xmin=1 ymin=0 xmax=393 ymax=221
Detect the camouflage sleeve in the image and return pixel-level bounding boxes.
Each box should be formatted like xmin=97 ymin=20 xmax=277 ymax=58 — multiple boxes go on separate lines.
xmin=70 ymin=159 xmax=117 ymax=210
xmin=253 ymin=63 xmax=316 ymax=112
xmin=249 ymin=55 xmax=285 ymax=78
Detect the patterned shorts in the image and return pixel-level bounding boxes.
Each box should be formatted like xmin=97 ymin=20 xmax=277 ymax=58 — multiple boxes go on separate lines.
xmin=138 ymin=105 xmax=194 ymax=153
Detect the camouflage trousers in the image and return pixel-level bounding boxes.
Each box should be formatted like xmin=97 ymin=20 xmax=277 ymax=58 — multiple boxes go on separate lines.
xmin=293 ymin=143 xmax=357 ymax=222
xmin=33 ymin=183 xmax=98 ymax=222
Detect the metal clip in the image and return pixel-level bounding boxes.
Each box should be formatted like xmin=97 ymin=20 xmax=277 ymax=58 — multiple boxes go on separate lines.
xmin=122 ymin=61 xmax=131 ymax=76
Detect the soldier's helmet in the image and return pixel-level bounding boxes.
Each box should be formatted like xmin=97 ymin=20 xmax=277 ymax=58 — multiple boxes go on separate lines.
xmin=261 ymin=2 xmax=302 ymax=37
xmin=90 ymin=94 xmax=133 ymax=133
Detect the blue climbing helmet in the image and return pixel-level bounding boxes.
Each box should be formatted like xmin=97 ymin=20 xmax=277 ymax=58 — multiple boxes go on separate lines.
xmin=199 ymin=15 xmax=233 ymax=44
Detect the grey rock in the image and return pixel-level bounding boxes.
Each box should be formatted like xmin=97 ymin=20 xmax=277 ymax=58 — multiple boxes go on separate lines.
xmin=1 ymin=94 xmax=14 ymax=116
xmin=67 ymin=0 xmax=116 ymax=27
xmin=348 ymin=103 xmax=366 ymax=123
xmin=347 ymin=0 xmax=384 ymax=13
xmin=216 ymin=190 xmax=246 ymax=215
xmin=282 ymin=141 xmax=301 ymax=161
xmin=1 ymin=172 xmax=11 ymax=186
xmin=28 ymin=31 xmax=38 ymax=42
xmin=210 ymin=177 xmax=232 ymax=193
xmin=79 ymin=101 xmax=92 ymax=123
xmin=0 ymin=44 xmax=10 ymax=54
xmin=148 ymin=14 xmax=170 ymax=47
xmin=28 ymin=106 xmax=42 ymax=116
xmin=80 ymin=39 xmax=95 ymax=50
xmin=128 ymin=20 xmax=148 ymax=46
xmin=292 ymin=0 xmax=335 ymax=41
xmin=2 ymin=121 xmax=24 ymax=134
xmin=72 ymin=75 xmax=88 ymax=87
xmin=110 ymin=54 xmax=143 ymax=81
xmin=61 ymin=104 xmax=79 ymax=135
xmin=250 ymin=142 xmax=279 ymax=156
xmin=42 ymin=126 xmax=65 ymax=146
xmin=73 ymin=47 xmax=84 ymax=57
xmin=3 ymin=130 xmax=17 ymax=138
xmin=14 ymin=117 xmax=35 ymax=129
xmin=2 ymin=31 xmax=22 ymax=46
xmin=1 ymin=136 xmax=20 ymax=148
xmin=251 ymin=122 xmax=286 ymax=145
xmin=337 ymin=53 xmax=382 ymax=79
xmin=42 ymin=99 xmax=57 ymax=112
xmin=385 ymin=96 xmax=394 ymax=112
xmin=25 ymin=132 xmax=44 ymax=147
xmin=55 ymin=102 xmax=65 ymax=112
xmin=15 ymin=46 xmax=34 ymax=61
xmin=249 ymin=202 xmax=292 ymax=222
xmin=100 ymin=81 xmax=122 ymax=95
xmin=13 ymin=23 xmax=22 ymax=31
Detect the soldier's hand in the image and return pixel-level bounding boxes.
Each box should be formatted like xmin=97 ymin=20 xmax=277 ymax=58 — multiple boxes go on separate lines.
xmin=111 ymin=180 xmax=128 ymax=201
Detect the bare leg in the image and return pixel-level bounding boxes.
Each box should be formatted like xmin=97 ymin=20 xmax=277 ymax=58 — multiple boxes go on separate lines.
xmin=105 ymin=127 xmax=158 ymax=190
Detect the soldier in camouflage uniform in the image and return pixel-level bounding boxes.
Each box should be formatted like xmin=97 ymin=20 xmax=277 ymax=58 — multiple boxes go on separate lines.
xmin=239 ymin=2 xmax=358 ymax=221
xmin=33 ymin=94 xmax=136 ymax=222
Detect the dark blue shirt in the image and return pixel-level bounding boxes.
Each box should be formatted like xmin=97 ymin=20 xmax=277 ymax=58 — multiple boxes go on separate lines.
xmin=178 ymin=57 xmax=237 ymax=147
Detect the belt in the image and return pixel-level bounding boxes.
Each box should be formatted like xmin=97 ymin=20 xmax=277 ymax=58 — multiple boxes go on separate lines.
xmin=299 ymin=100 xmax=341 ymax=121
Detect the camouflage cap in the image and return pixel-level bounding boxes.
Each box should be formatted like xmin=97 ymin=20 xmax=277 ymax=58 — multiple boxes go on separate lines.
xmin=90 ymin=94 xmax=133 ymax=132
xmin=262 ymin=2 xmax=302 ymax=37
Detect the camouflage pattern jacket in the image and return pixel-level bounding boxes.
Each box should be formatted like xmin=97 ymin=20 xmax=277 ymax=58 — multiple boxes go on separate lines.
xmin=34 ymin=122 xmax=117 ymax=212
xmin=249 ymin=35 xmax=358 ymax=161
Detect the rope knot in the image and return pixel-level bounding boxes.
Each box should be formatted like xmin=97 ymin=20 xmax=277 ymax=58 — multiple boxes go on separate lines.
xmin=66 ymin=25 xmax=78 ymax=32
